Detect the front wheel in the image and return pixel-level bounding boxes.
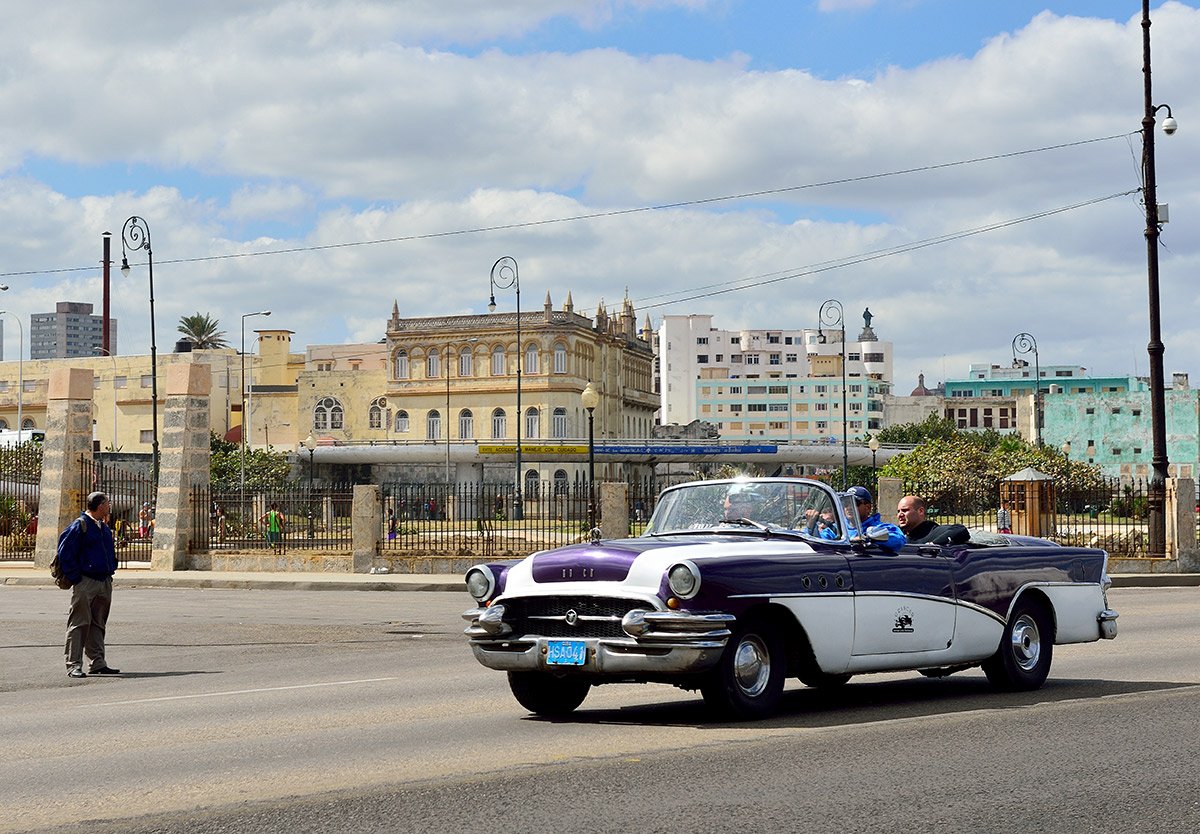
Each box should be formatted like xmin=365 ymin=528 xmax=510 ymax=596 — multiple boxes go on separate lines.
xmin=982 ymin=597 xmax=1054 ymax=691
xmin=507 ymin=672 xmax=590 ymax=716
xmin=701 ymin=617 xmax=786 ymax=720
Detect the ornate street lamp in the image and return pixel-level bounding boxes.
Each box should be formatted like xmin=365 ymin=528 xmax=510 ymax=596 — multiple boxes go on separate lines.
xmin=0 ymin=309 xmax=22 ymax=436
xmin=868 ymin=436 xmax=880 ymax=479
xmin=581 ymin=382 xmax=601 ymax=531
xmin=817 ymin=299 xmax=848 ymax=488
xmin=119 ymin=216 xmax=158 ymax=486
xmin=1141 ymin=0 xmax=1178 ymax=557
xmin=1011 ymin=332 xmax=1041 ymax=446
xmin=489 ymin=256 xmax=522 ymax=519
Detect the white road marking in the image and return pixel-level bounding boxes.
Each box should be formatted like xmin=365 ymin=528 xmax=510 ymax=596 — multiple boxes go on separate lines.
xmin=88 ymin=676 xmax=402 ymax=707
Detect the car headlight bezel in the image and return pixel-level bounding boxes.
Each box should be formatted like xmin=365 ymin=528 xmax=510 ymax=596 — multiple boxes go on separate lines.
xmin=667 ymin=560 xmax=701 ymax=600
xmin=465 ymin=565 xmax=496 ymax=602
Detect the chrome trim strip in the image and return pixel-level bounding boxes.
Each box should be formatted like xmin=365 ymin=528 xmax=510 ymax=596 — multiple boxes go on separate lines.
xmin=728 ymin=591 xmax=854 ymax=600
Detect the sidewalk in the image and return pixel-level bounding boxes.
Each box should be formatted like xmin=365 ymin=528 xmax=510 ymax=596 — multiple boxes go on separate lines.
xmin=1 ymin=564 xmax=1197 ymax=591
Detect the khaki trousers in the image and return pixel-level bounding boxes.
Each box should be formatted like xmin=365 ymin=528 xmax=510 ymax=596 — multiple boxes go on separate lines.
xmin=64 ymin=576 xmax=113 ymax=672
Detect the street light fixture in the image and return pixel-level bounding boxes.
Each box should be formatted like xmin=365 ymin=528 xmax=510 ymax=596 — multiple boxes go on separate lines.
xmin=119 ymin=216 xmax=159 ymax=486
xmin=817 ymin=299 xmax=848 ymax=489
xmin=581 ymin=382 xmax=601 ymax=531
xmin=1011 ymin=332 xmax=1041 ymax=446
xmin=489 ymin=256 xmax=522 ymax=520
xmin=868 ymin=436 xmax=880 ymax=480
xmin=239 ymin=310 xmax=271 ymax=519
xmin=1141 ymin=0 xmax=1177 ymax=558
xmin=0 ymin=310 xmax=22 ymax=436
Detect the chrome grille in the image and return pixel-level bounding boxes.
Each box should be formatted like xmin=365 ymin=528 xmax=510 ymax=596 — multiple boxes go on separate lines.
xmin=505 ymin=596 xmax=643 ymax=639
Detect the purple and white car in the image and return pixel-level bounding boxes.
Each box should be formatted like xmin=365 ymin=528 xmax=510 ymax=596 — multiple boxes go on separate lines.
xmin=463 ymin=477 xmax=1118 ymax=720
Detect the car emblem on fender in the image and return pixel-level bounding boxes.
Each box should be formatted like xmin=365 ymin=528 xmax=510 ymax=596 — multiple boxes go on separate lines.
xmin=893 ymin=607 xmax=915 ymax=633
xmin=565 ymin=609 xmax=579 ymax=626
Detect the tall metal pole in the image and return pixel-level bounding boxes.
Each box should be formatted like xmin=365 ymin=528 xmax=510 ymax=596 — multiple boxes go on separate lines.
xmin=0 ymin=311 xmax=21 ymax=434
xmin=120 ymin=217 xmax=158 ymax=487
xmin=101 ymin=232 xmax=111 ymax=356
xmin=1012 ymin=333 xmax=1041 ymax=446
xmin=490 ymin=256 xmax=522 ymax=519
xmin=587 ymin=406 xmax=596 ymax=530
xmin=446 ymin=349 xmax=451 ymax=485
xmin=1142 ymin=0 xmax=1172 ymax=557
xmin=819 ymin=299 xmax=847 ymax=488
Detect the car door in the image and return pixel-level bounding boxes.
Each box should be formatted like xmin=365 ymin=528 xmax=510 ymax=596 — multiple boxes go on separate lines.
xmin=849 ymin=548 xmax=956 ymax=655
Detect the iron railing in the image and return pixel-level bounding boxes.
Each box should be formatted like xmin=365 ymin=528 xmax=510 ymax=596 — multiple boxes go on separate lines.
xmin=0 ymin=442 xmax=41 ymax=561
xmin=80 ymin=455 xmax=156 ymax=568
xmin=189 ymin=483 xmax=356 ymax=552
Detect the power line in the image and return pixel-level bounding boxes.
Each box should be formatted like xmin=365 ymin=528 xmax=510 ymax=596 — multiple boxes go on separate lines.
xmin=0 ymin=133 xmax=1130 ymax=280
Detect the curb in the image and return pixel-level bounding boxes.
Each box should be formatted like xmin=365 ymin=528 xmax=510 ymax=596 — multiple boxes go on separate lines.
xmin=2 ymin=574 xmax=464 ymax=593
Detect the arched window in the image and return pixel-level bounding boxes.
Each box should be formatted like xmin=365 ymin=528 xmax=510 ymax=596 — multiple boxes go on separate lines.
xmin=458 ymin=409 xmax=473 ymax=439
xmin=314 ymin=397 xmax=343 ymax=431
xmin=524 ymin=343 xmax=539 ymax=374
xmin=491 ymin=345 xmax=506 ymax=376
xmin=491 ymin=408 xmax=507 ymax=440
xmin=427 ymin=348 xmax=441 ymax=379
xmin=0 ymin=418 xmax=8 ymax=430
xmin=459 ymin=347 xmax=473 ymax=377
xmin=553 ymin=343 xmax=567 ymax=374
xmin=525 ymin=406 xmax=540 ymax=439
xmin=21 ymin=418 xmax=35 ymax=430
xmin=552 ymin=407 xmax=568 ymax=438
xmin=426 ymin=410 xmax=441 ymax=440
xmin=553 ymin=469 xmax=569 ymax=496
xmin=393 ymin=350 xmax=409 ymax=379
xmin=395 ymin=410 xmax=409 ymax=432
xmin=368 ymin=397 xmax=388 ymax=429
xmin=524 ymin=468 xmax=540 ymax=499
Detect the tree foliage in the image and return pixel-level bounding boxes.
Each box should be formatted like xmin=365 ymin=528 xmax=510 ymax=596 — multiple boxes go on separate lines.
xmin=209 ymin=432 xmax=293 ymax=491
xmin=178 ymin=313 xmax=229 ymax=349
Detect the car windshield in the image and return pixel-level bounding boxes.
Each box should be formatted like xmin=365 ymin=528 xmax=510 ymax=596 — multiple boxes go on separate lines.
xmin=643 ymin=479 xmax=843 ymax=539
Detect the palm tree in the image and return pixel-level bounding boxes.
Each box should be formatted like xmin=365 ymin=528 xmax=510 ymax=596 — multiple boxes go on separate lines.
xmin=177 ymin=313 xmax=229 ymax=349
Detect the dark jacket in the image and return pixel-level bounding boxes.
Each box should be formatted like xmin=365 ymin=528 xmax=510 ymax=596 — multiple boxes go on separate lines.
xmin=904 ymin=518 xmax=939 ymax=543
xmin=57 ymin=514 xmax=118 ymax=584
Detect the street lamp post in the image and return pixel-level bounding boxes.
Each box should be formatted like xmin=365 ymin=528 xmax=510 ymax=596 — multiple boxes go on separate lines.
xmin=582 ymin=382 xmax=601 ymax=531
xmin=303 ymin=433 xmax=316 ymax=539
xmin=1011 ymin=332 xmax=1041 ymax=446
xmin=489 ymin=256 xmax=522 ymax=519
xmin=119 ymin=216 xmax=159 ymax=487
xmin=1141 ymin=0 xmax=1178 ymax=557
xmin=239 ymin=310 xmax=272 ymax=500
xmin=817 ymin=299 xmax=848 ymax=488
xmin=0 ymin=310 xmax=21 ymax=436
xmin=868 ymin=436 xmax=880 ymax=481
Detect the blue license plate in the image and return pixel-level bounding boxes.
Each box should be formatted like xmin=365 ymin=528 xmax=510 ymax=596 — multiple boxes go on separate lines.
xmin=546 ymin=640 xmax=587 ymax=666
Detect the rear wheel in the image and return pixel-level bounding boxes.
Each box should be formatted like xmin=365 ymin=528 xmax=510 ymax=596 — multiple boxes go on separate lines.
xmin=701 ymin=617 xmax=786 ymax=720
xmin=507 ymin=672 xmax=591 ymax=716
xmin=982 ymin=597 xmax=1054 ymax=691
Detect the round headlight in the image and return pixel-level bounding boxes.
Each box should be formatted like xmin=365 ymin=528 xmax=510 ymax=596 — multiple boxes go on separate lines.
xmin=667 ymin=561 xmax=700 ymax=599
xmin=465 ymin=565 xmax=495 ymax=602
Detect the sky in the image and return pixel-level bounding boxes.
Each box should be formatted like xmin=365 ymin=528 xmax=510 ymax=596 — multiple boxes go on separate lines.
xmin=1 ymin=0 xmax=1198 ymax=397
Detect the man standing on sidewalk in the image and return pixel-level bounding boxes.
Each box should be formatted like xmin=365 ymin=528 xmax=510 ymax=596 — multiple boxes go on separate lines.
xmin=58 ymin=491 xmax=120 ymax=679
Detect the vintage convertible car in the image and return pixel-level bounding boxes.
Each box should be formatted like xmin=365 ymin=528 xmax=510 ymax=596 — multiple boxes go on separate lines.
xmin=462 ymin=477 xmax=1118 ymax=720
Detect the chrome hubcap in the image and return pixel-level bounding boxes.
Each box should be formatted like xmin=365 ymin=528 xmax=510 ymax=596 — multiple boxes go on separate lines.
xmin=1009 ymin=614 xmax=1041 ymax=671
xmin=733 ymin=635 xmax=770 ymax=696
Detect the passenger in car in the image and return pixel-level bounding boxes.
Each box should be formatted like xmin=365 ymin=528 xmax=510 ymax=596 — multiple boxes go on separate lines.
xmin=896 ymin=495 xmax=938 ymax=542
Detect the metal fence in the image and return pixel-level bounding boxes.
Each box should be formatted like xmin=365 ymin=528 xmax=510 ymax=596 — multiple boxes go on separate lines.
xmin=80 ymin=455 xmax=156 ymax=568
xmin=189 ymin=483 xmax=356 ymax=552
xmin=902 ymin=476 xmax=1154 ymax=557
xmin=0 ymin=442 xmax=41 ymax=561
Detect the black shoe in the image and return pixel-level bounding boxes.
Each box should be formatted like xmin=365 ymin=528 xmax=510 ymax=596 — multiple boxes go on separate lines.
xmin=91 ymin=666 xmax=121 ymax=675
xmin=67 ymin=668 xmax=87 ymax=678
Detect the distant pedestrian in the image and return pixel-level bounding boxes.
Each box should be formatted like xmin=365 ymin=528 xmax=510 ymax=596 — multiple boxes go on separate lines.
xmin=260 ymin=503 xmax=287 ymax=554
xmin=138 ymin=502 xmax=152 ymax=538
xmin=215 ymin=505 xmax=227 ymax=544
xmin=58 ymin=491 xmax=120 ymax=679
xmin=386 ymin=508 xmax=397 ymax=540
xmin=997 ymin=500 xmax=1012 ymax=534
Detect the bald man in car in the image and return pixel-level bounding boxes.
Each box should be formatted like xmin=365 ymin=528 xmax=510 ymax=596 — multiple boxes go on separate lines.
xmin=896 ymin=495 xmax=937 ymax=542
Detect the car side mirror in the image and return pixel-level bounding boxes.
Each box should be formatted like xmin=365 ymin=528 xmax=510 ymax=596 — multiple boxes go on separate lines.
xmin=864 ymin=525 xmax=892 ymax=543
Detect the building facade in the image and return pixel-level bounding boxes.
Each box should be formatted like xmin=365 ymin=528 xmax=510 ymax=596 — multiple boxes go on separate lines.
xmin=658 ymin=311 xmax=893 ymax=442
xmin=28 ymin=301 xmax=116 ymax=360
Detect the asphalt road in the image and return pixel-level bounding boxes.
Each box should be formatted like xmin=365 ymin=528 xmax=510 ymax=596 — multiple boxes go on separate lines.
xmin=1 ymin=586 xmax=1198 ymax=833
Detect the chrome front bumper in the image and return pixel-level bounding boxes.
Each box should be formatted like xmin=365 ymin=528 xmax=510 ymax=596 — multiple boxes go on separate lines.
xmin=1098 ymin=608 xmax=1119 ymax=640
xmin=463 ymin=605 xmax=736 ymax=676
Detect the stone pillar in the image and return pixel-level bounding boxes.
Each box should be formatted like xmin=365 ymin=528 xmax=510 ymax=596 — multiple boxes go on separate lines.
xmin=351 ymin=484 xmax=382 ymax=573
xmin=34 ymin=368 xmax=95 ymax=569
xmin=599 ymin=482 xmax=629 ymax=540
xmin=1166 ymin=477 xmax=1195 ymax=562
xmin=151 ymin=363 xmax=212 ymax=571
xmin=876 ymin=477 xmax=902 ymax=525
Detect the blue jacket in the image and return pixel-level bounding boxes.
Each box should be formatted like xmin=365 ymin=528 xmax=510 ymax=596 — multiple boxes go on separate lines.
xmin=57 ymin=514 xmax=117 ymax=584
xmin=865 ymin=522 xmax=907 ymax=552
xmin=862 ymin=511 xmax=882 ymax=528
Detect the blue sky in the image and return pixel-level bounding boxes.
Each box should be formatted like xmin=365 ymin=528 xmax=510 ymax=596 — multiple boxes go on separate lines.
xmin=1 ymin=1 xmax=1198 ymax=396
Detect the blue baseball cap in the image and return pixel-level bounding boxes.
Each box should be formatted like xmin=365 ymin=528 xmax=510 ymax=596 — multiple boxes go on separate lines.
xmin=847 ymin=486 xmax=873 ymax=505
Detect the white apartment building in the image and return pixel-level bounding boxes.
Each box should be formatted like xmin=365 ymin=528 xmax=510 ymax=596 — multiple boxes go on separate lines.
xmin=657 ymin=313 xmax=894 ymax=442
